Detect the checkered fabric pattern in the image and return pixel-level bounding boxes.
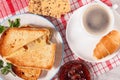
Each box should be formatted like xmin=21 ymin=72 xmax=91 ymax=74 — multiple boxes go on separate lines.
xmin=0 ymin=0 xmax=120 ymax=79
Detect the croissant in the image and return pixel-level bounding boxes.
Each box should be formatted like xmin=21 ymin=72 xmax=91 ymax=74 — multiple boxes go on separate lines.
xmin=93 ymin=30 xmax=120 ymax=59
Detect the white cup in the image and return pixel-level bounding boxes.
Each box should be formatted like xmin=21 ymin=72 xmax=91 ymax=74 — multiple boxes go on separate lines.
xmin=81 ymin=2 xmax=114 ymax=37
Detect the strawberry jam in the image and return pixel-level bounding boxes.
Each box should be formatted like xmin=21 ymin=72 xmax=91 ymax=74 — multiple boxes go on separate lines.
xmin=58 ymin=60 xmax=91 ymax=80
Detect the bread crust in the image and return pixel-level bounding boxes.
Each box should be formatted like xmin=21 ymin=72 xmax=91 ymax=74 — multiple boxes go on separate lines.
xmin=12 ymin=65 xmax=42 ymax=80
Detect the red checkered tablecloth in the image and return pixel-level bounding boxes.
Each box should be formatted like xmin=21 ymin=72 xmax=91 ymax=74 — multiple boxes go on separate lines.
xmin=0 ymin=0 xmax=120 ymax=79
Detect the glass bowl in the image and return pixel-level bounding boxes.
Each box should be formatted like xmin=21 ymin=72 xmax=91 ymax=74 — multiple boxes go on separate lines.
xmin=58 ymin=60 xmax=94 ymax=80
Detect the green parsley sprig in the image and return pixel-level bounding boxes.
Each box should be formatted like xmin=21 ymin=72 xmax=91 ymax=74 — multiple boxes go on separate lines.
xmin=8 ymin=18 xmax=20 ymax=28
xmin=0 ymin=60 xmax=3 ymax=68
xmin=1 ymin=62 xmax=12 ymax=75
xmin=0 ymin=60 xmax=15 ymax=76
xmin=0 ymin=25 xmax=5 ymax=33
xmin=0 ymin=18 xmax=20 ymax=33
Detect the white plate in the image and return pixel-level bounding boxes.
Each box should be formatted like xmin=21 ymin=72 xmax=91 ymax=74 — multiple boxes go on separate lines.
xmin=0 ymin=13 xmax=63 ymax=80
xmin=66 ymin=2 xmax=120 ymax=62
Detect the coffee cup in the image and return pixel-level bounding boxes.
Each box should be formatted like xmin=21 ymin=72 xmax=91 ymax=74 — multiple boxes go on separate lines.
xmin=81 ymin=2 xmax=114 ymax=37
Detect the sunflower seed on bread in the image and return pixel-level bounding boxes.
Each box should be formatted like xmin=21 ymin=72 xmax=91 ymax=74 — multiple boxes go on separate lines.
xmin=28 ymin=0 xmax=71 ymax=18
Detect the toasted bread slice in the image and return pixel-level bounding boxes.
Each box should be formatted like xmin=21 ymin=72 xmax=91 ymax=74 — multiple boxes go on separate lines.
xmin=0 ymin=27 xmax=50 ymax=57
xmin=6 ymin=35 xmax=56 ymax=69
xmin=12 ymin=65 xmax=42 ymax=80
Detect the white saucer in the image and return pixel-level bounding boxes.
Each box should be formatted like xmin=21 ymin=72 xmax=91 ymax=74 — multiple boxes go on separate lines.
xmin=66 ymin=2 xmax=120 ymax=62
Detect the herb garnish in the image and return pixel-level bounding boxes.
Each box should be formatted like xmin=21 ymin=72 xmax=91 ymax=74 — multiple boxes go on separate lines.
xmin=0 ymin=18 xmax=20 ymax=75
xmin=0 ymin=18 xmax=20 ymax=33
xmin=0 ymin=60 xmax=3 ymax=68
xmin=8 ymin=18 xmax=20 ymax=28
xmin=0 ymin=60 xmax=15 ymax=75
xmin=0 ymin=25 xmax=5 ymax=33
xmin=1 ymin=62 xmax=12 ymax=75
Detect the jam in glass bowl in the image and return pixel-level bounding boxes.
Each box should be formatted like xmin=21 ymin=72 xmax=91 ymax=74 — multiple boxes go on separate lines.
xmin=58 ymin=60 xmax=93 ymax=80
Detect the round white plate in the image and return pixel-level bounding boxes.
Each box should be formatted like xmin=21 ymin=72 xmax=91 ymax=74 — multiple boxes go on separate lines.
xmin=66 ymin=3 xmax=120 ymax=62
xmin=0 ymin=13 xmax=63 ymax=80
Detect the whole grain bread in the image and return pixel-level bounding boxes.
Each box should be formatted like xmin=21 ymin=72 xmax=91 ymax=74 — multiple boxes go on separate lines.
xmin=28 ymin=0 xmax=71 ymax=18
xmin=0 ymin=27 xmax=50 ymax=57
xmin=12 ymin=65 xmax=42 ymax=80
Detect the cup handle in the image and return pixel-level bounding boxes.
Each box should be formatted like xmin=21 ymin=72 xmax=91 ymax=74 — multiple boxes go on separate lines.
xmin=112 ymin=4 xmax=118 ymax=10
xmin=95 ymin=0 xmax=119 ymax=10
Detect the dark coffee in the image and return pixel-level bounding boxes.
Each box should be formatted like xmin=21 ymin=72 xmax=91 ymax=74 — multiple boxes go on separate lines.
xmin=83 ymin=5 xmax=110 ymax=35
